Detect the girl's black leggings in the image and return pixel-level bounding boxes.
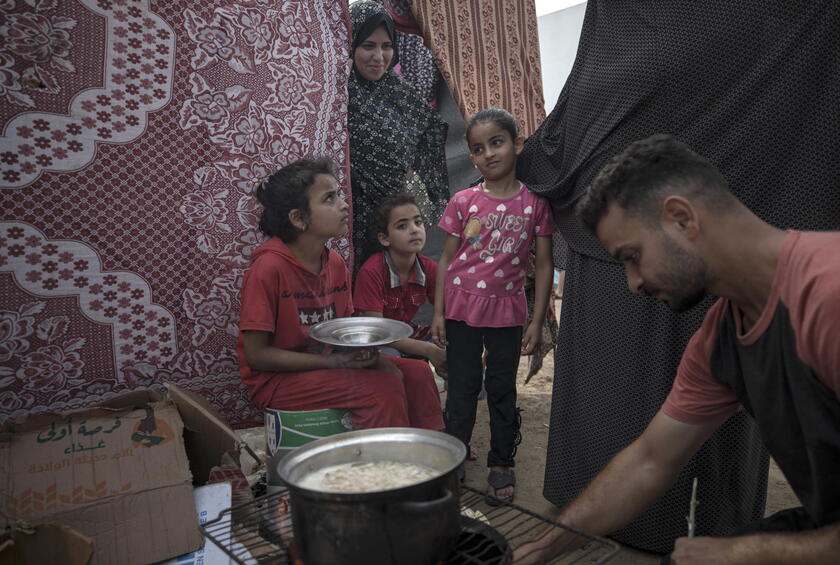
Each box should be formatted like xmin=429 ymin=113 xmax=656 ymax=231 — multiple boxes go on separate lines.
xmin=444 ymin=319 xmax=522 ymax=468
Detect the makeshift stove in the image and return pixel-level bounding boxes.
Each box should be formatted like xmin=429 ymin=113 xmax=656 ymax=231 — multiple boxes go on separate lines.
xmin=201 ymin=485 xmax=620 ymax=564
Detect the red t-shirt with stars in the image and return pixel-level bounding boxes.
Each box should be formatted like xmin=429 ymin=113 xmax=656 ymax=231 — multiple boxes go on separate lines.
xmin=237 ymin=237 xmax=352 ymax=406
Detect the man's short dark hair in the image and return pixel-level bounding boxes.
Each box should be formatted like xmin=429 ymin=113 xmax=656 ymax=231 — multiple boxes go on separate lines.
xmin=577 ymin=134 xmax=735 ymax=233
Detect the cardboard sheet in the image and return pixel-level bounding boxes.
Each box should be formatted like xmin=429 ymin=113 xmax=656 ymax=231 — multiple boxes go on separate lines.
xmin=0 ymin=391 xmax=202 ymax=564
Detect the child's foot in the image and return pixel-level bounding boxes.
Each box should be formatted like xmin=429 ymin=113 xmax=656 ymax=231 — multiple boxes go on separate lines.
xmin=486 ymin=466 xmax=515 ymax=505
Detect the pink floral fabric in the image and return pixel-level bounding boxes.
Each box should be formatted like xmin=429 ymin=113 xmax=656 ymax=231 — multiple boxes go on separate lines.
xmin=0 ymin=0 xmax=353 ymax=427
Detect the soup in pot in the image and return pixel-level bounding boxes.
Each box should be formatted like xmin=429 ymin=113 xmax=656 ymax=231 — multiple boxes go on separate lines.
xmin=299 ymin=460 xmax=438 ymax=493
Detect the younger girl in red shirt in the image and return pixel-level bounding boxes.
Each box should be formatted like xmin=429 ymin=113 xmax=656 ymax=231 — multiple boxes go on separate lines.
xmin=237 ymin=158 xmax=443 ymax=430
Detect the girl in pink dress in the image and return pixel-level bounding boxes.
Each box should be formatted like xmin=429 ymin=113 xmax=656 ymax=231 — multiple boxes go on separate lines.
xmin=431 ymin=109 xmax=555 ymax=503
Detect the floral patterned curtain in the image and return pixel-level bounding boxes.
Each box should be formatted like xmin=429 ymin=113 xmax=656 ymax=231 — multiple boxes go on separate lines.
xmin=408 ymin=0 xmax=546 ymax=136
xmin=0 ymin=0 xmax=353 ymax=427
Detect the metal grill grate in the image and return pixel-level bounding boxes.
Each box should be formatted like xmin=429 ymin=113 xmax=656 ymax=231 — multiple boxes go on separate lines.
xmin=453 ymin=487 xmax=619 ymax=564
xmin=200 ymin=485 xmax=620 ymax=564
xmin=200 ymin=488 xmax=295 ymax=564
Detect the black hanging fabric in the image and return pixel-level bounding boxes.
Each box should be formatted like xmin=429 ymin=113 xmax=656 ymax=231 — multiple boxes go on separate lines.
xmin=517 ymin=0 xmax=840 ymax=553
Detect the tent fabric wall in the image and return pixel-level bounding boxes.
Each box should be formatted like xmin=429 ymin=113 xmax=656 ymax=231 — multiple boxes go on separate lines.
xmin=0 ymin=1 xmax=353 ymax=427
xmin=408 ymin=0 xmax=546 ymax=136
xmin=518 ymin=0 xmax=840 ymax=552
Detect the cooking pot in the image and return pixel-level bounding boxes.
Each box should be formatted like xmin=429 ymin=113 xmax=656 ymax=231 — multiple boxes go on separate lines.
xmin=275 ymin=427 xmax=467 ymax=565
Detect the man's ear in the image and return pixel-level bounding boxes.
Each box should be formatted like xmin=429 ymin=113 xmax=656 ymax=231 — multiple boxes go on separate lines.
xmin=661 ymin=196 xmax=699 ymax=238
xmin=289 ymin=209 xmax=308 ymax=232
xmin=377 ymin=231 xmax=390 ymax=247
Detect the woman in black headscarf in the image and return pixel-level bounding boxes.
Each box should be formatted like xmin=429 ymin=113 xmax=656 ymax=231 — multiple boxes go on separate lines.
xmin=347 ymin=0 xmax=449 ymax=266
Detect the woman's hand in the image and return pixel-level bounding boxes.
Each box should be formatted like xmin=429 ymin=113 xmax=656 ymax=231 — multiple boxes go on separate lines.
xmin=431 ymin=313 xmax=447 ymax=347
xmin=521 ymin=321 xmax=542 ymax=355
xmin=328 ymin=347 xmax=380 ymax=370
xmin=425 ymin=341 xmax=448 ymax=378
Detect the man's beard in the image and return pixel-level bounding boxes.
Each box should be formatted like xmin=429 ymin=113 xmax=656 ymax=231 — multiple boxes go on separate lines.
xmin=646 ymin=234 xmax=710 ymax=313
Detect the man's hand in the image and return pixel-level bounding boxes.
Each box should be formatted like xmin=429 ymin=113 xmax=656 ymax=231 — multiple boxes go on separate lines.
xmin=513 ymin=526 xmax=589 ymax=564
xmin=521 ymin=321 xmax=542 ymax=355
xmin=671 ymin=527 xmax=840 ymax=565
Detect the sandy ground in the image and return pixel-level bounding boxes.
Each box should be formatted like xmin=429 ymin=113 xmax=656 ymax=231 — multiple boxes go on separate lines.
xmin=460 ymin=299 xmax=800 ymax=563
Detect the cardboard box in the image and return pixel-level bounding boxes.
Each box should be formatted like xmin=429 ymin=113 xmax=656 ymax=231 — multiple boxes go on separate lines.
xmin=0 ymin=391 xmax=202 ymax=565
xmin=165 ymin=383 xmax=243 ymax=486
xmin=0 ymin=523 xmax=93 ymax=565
xmin=164 ymin=384 xmax=264 ymax=563
xmin=160 ymin=482 xmax=233 ymax=565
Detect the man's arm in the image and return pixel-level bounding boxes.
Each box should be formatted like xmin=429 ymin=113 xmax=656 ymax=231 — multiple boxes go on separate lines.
xmin=514 ymin=410 xmax=728 ymax=564
xmin=558 ymin=410 xmax=727 ymax=534
xmin=670 ymin=524 xmax=840 ymax=565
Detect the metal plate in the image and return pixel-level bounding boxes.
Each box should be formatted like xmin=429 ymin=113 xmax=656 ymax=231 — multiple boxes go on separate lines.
xmin=307 ymin=317 xmax=412 ymax=347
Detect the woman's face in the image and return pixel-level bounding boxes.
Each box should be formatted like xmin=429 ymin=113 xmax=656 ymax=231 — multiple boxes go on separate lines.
xmin=353 ymin=25 xmax=393 ymax=81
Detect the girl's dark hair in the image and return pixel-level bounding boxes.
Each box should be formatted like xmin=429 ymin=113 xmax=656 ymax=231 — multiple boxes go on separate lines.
xmin=370 ymin=192 xmax=420 ymax=244
xmin=256 ymin=158 xmax=334 ymax=242
xmin=465 ymin=108 xmax=519 ymax=143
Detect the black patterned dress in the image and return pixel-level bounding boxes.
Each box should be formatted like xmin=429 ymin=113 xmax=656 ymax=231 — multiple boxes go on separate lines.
xmin=348 ymin=1 xmax=448 ymax=267
xmin=517 ymin=0 xmax=840 ymax=553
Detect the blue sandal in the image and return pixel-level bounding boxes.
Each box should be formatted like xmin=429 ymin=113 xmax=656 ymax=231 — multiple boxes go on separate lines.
xmin=486 ymin=468 xmax=515 ymax=506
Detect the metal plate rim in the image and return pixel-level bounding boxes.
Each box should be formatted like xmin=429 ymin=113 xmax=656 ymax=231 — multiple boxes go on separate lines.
xmin=307 ymin=316 xmax=413 ymax=347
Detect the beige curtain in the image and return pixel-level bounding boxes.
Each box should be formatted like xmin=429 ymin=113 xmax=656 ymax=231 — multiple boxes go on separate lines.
xmin=409 ymin=0 xmax=546 ymax=136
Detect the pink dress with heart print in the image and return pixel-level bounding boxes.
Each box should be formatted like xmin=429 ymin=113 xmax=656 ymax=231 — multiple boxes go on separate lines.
xmin=438 ymin=182 xmax=556 ymax=327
